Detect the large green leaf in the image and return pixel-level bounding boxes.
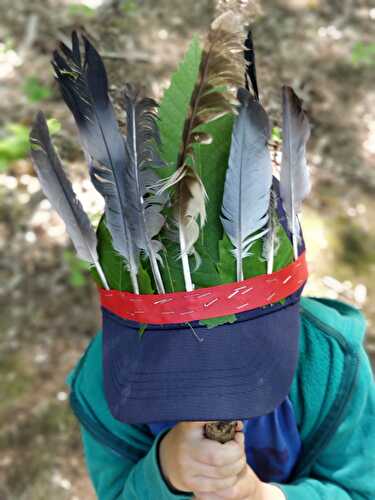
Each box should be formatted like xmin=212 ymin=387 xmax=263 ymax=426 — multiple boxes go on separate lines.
xmin=90 ymin=216 xmax=154 ymax=294
xmin=195 ymin=114 xmax=235 ymax=262
xmin=158 ymin=36 xmax=202 ymax=175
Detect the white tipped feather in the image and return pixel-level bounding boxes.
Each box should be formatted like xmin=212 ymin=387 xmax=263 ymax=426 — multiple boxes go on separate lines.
xmin=30 ymin=112 xmax=109 ymax=290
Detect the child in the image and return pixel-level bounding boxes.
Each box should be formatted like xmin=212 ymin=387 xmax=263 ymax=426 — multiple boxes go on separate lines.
xmin=30 ymin=13 xmax=375 ymax=500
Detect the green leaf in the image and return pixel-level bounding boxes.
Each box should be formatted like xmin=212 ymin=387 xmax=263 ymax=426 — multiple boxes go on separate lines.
xmin=138 ymin=324 xmax=148 ymax=336
xmin=158 ymin=237 xmax=186 ymax=292
xmin=23 ymin=77 xmax=51 ymax=103
xmin=352 ymin=42 xmax=375 ymax=66
xmin=158 ymin=36 xmax=202 ymax=176
xmin=195 ymin=114 xmax=235 ymax=262
xmin=271 ymin=126 xmax=282 ymax=143
xmin=90 ymin=216 xmax=154 ymax=293
xmin=47 ymin=118 xmax=62 ymax=135
xmin=218 ymin=234 xmax=236 ymax=283
xmin=0 ymin=123 xmax=30 ymax=169
xmin=200 ymin=315 xmax=237 ymax=329
xmin=272 ymin=223 xmax=294 ymax=271
xmin=122 ymin=0 xmax=138 ymax=14
xmin=68 ymin=3 xmax=95 ymax=17
xmin=63 ymin=249 xmax=89 ymax=288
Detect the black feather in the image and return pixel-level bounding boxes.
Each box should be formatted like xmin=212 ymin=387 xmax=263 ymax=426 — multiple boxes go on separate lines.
xmin=244 ymin=30 xmax=260 ymax=101
xmin=52 ymin=32 xmax=141 ymax=293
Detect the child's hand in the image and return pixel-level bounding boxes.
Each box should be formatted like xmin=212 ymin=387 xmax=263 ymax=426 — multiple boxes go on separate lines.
xmin=158 ymin=421 xmax=246 ymax=494
xmin=193 ymin=466 xmax=286 ymax=500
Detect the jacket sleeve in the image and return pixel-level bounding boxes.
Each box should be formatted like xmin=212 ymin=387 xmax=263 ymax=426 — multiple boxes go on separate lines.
xmin=277 ymin=346 xmax=375 ymax=500
xmin=80 ymin=425 xmax=193 ymax=500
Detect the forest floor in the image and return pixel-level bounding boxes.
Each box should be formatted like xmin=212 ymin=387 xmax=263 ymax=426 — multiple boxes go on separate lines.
xmin=0 ymin=0 xmax=374 ymax=498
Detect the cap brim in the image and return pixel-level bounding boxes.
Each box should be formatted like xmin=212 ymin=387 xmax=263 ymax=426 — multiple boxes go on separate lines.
xmin=102 ymin=292 xmax=302 ymax=424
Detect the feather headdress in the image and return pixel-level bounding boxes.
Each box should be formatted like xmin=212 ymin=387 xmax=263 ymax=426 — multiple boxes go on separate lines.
xmin=30 ymin=26 xmax=310 ymax=304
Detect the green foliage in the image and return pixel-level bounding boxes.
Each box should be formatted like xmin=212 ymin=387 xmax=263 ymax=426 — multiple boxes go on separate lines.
xmin=272 ymin=223 xmax=294 ymax=271
xmin=195 ymin=114 xmax=235 ymax=262
xmin=90 ymin=216 xmax=154 ymax=293
xmin=23 ymin=77 xmax=51 ymax=103
xmin=271 ymin=126 xmax=282 ymax=143
xmin=68 ymin=3 xmax=96 ymax=17
xmin=352 ymin=42 xmax=375 ymax=66
xmin=0 ymin=123 xmax=30 ymax=171
xmin=63 ymin=249 xmax=90 ymax=288
xmin=218 ymin=222 xmax=294 ymax=283
xmin=200 ymin=314 xmax=237 ymax=330
xmin=122 ymin=0 xmax=139 ymax=14
xmin=158 ymin=36 xmax=202 ymax=175
xmin=46 ymin=118 xmax=62 ymax=135
xmin=0 ymin=118 xmax=61 ymax=172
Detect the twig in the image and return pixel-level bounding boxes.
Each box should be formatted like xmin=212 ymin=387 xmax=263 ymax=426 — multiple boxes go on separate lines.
xmin=101 ymin=51 xmax=150 ymax=63
xmin=19 ymin=14 xmax=39 ymax=59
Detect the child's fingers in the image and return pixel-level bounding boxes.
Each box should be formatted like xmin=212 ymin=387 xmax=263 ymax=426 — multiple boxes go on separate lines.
xmin=236 ymin=420 xmax=244 ymax=432
xmin=189 ymin=473 xmax=238 ymax=494
xmin=234 ymin=430 xmax=245 ymax=449
xmin=193 ymin=438 xmax=245 ymax=466
xmin=190 ymin=456 xmax=246 ymax=480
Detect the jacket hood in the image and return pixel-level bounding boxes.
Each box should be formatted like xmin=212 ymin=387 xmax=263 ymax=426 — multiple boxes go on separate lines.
xmin=300 ymin=296 xmax=367 ymax=345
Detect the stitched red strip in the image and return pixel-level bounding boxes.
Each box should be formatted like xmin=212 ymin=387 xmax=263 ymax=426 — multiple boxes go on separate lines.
xmin=99 ymin=251 xmax=308 ymax=325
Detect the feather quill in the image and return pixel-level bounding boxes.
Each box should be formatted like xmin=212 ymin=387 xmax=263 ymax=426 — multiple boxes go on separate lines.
xmin=160 ymin=12 xmax=245 ymax=291
xmin=29 ymin=112 xmax=109 ymax=290
xmin=52 ymin=32 xmax=140 ymax=293
xmin=262 ymin=189 xmax=280 ymax=274
xmin=280 ymin=86 xmax=311 ymax=260
xmin=122 ymin=84 xmax=167 ymax=294
xmin=221 ymin=88 xmax=273 ymax=281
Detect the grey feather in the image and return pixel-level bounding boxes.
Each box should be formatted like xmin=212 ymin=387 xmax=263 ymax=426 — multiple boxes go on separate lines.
xmin=53 ymin=34 xmax=140 ymax=293
xmin=29 ymin=112 xmax=109 ymax=290
xmin=221 ymin=87 xmax=273 ymax=281
xmin=280 ymin=86 xmax=311 ymax=259
xmin=123 ymin=84 xmax=167 ymax=294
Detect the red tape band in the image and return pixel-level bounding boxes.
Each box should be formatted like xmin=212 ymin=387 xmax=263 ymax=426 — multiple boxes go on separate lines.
xmin=99 ymin=251 xmax=308 ymax=325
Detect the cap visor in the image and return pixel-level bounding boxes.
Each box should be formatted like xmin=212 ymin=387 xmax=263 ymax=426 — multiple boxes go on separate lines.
xmin=102 ymin=294 xmax=302 ymax=424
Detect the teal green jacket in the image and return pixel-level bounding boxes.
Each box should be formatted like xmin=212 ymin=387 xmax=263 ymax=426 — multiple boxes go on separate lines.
xmin=67 ymin=297 xmax=375 ymax=499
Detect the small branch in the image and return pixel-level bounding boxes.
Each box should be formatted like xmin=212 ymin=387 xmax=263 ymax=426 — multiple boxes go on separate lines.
xmin=101 ymin=51 xmax=150 ymax=63
xmin=19 ymin=14 xmax=39 ymax=59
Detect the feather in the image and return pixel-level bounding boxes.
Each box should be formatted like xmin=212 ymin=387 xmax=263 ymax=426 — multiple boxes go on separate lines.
xmin=221 ymin=88 xmax=273 ymax=281
xmin=159 ymin=12 xmax=244 ymax=290
xmin=52 ymin=32 xmax=140 ymax=293
xmin=244 ymin=30 xmax=259 ymax=100
xmin=29 ymin=112 xmax=109 ymax=290
xmin=280 ymin=86 xmax=311 ymax=260
xmin=262 ymin=188 xmax=280 ymax=274
xmin=178 ymin=11 xmax=245 ymax=170
xmin=122 ymin=84 xmax=167 ymax=294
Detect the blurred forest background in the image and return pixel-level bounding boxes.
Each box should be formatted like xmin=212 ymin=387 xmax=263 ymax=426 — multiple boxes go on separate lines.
xmin=0 ymin=0 xmax=374 ymax=498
